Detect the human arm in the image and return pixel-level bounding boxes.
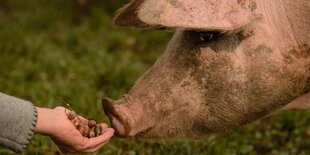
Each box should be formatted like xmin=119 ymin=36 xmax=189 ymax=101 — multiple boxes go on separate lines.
xmin=34 ymin=107 xmax=114 ymax=153
xmin=0 ymin=92 xmax=114 ymax=153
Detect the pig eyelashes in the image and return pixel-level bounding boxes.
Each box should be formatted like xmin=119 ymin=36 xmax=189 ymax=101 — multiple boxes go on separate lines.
xmin=199 ymin=32 xmax=214 ymax=42
xmin=198 ymin=31 xmax=222 ymax=43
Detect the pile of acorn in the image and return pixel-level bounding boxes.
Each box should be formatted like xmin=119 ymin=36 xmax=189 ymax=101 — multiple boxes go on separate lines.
xmin=67 ymin=110 xmax=102 ymax=138
xmin=58 ymin=97 xmax=102 ymax=138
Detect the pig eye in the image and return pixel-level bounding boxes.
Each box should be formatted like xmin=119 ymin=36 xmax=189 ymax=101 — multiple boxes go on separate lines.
xmin=199 ymin=32 xmax=215 ymax=42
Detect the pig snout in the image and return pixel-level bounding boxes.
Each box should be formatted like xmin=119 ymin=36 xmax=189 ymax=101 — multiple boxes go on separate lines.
xmin=102 ymin=96 xmax=159 ymax=138
xmin=102 ymin=98 xmax=132 ymax=137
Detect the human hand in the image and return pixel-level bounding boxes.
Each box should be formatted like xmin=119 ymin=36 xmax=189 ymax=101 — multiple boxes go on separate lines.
xmin=34 ymin=106 xmax=114 ymax=153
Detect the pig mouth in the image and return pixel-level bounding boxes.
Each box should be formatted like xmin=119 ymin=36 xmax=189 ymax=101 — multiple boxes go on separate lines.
xmin=135 ymin=126 xmax=154 ymax=138
xmin=102 ymin=98 xmax=131 ymax=138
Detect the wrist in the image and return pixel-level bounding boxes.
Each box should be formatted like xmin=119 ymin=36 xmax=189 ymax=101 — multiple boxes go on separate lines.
xmin=34 ymin=107 xmax=58 ymax=135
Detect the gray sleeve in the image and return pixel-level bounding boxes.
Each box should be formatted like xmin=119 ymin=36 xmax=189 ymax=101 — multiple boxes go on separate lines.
xmin=0 ymin=92 xmax=38 ymax=153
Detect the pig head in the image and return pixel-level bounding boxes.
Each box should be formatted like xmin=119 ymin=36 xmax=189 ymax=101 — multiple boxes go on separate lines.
xmin=102 ymin=0 xmax=310 ymax=138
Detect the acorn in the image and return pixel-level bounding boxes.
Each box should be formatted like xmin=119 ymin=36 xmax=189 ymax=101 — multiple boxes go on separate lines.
xmin=67 ymin=111 xmax=76 ymax=120
xmin=73 ymin=119 xmax=80 ymax=128
xmin=77 ymin=124 xmax=85 ymax=136
xmin=84 ymin=120 xmax=88 ymax=126
xmin=88 ymin=120 xmax=96 ymax=128
xmin=95 ymin=124 xmax=102 ymax=136
xmin=89 ymin=130 xmax=95 ymax=138
xmin=83 ymin=125 xmax=90 ymax=137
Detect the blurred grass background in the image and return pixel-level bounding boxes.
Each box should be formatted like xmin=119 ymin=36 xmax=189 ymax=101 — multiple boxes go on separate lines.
xmin=0 ymin=0 xmax=310 ymax=154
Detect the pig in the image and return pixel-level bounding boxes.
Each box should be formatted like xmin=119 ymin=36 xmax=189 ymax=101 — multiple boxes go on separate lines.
xmin=102 ymin=0 xmax=310 ymax=138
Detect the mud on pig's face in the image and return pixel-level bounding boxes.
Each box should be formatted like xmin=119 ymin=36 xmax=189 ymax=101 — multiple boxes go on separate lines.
xmin=102 ymin=0 xmax=310 ymax=138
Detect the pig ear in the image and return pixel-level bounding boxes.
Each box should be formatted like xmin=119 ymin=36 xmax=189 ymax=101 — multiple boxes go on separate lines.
xmin=114 ymin=0 xmax=150 ymax=28
xmin=114 ymin=0 xmax=261 ymax=30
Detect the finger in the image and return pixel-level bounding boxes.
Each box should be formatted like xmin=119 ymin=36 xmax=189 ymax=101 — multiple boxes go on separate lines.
xmin=81 ymin=138 xmax=111 ymax=153
xmin=82 ymin=128 xmax=114 ymax=149
xmin=101 ymin=123 xmax=108 ymax=130
xmin=55 ymin=107 xmax=74 ymax=117
xmin=89 ymin=128 xmax=114 ymax=146
xmin=80 ymin=126 xmax=112 ymax=153
xmin=101 ymin=126 xmax=112 ymax=135
xmin=77 ymin=116 xmax=88 ymax=122
xmin=82 ymin=126 xmax=112 ymax=151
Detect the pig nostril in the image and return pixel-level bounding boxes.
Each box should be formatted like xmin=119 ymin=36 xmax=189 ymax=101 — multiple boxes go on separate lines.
xmin=102 ymin=98 xmax=115 ymax=113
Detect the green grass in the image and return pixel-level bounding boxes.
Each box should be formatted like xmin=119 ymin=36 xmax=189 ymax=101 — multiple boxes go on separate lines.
xmin=0 ymin=0 xmax=310 ymax=154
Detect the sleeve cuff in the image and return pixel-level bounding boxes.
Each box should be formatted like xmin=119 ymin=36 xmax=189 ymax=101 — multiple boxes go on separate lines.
xmin=20 ymin=104 xmax=38 ymax=152
xmin=0 ymin=92 xmax=38 ymax=153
